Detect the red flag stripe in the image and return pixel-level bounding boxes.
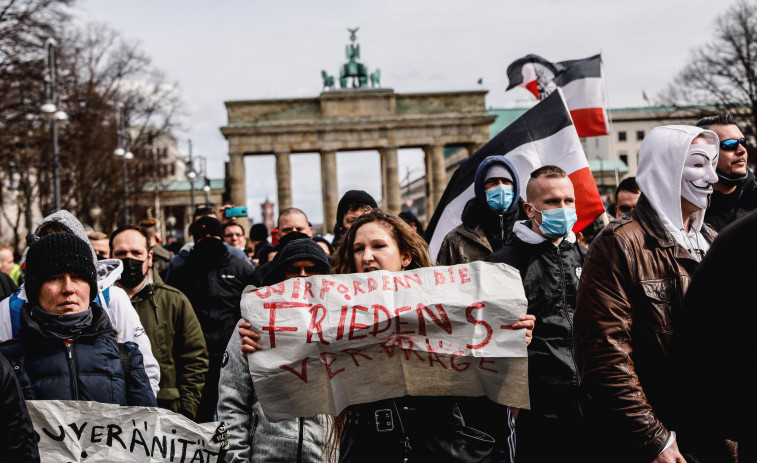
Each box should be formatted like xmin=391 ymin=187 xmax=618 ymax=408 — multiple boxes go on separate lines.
xmin=570 ymin=107 xmax=610 ymax=138
xmin=568 ymin=166 xmax=606 ymax=233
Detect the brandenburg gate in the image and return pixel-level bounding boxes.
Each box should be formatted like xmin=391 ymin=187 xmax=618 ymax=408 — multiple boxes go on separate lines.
xmin=220 ymin=88 xmax=495 ymax=231
xmin=220 ymin=29 xmax=494 ymax=232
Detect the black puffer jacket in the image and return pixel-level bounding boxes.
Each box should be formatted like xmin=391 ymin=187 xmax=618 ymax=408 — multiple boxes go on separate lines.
xmin=705 ymin=169 xmax=757 ymax=231
xmin=0 ymin=303 xmax=156 ymax=406
xmin=167 ymin=239 xmax=254 ymax=354
xmin=487 ymin=221 xmax=586 ymax=417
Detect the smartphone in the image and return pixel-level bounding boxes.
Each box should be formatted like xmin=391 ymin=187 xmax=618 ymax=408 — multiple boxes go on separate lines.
xmin=224 ymin=206 xmax=248 ymax=218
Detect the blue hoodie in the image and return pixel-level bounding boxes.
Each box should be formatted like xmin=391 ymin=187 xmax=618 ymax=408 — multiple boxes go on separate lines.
xmin=473 ymin=155 xmax=521 ymax=215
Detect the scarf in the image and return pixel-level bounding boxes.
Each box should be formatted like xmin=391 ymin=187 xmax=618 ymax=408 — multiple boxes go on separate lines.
xmin=30 ymin=305 xmax=93 ymax=340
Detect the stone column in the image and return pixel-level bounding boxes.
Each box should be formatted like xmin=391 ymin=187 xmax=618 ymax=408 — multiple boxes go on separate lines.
xmin=379 ymin=149 xmax=387 ymax=210
xmin=380 ymin=147 xmax=401 ymax=214
xmin=426 ymin=144 xmax=446 ymax=215
xmin=466 ymin=143 xmax=484 ymax=157
xmin=423 ymin=146 xmax=435 ymax=212
xmin=320 ymin=150 xmax=338 ymax=233
xmin=228 ymin=152 xmax=247 ymax=207
xmin=275 ymin=150 xmax=292 ymax=212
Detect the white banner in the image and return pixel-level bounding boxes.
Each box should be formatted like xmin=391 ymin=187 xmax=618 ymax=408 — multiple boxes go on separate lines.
xmin=241 ymin=261 xmax=530 ymax=422
xmin=27 ymin=401 xmax=222 ymax=463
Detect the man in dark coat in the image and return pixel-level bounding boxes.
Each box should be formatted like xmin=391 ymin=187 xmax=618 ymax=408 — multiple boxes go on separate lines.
xmin=697 ymin=114 xmax=757 ymax=231
xmin=487 ymin=165 xmax=587 ymax=462
xmin=167 ymin=216 xmax=254 ymax=422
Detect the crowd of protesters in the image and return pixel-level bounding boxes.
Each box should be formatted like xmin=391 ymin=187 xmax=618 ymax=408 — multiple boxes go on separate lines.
xmin=1 ymin=114 xmax=756 ymax=462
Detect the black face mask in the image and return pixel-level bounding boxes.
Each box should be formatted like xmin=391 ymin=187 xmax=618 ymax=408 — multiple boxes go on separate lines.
xmin=119 ymin=257 xmax=147 ymax=289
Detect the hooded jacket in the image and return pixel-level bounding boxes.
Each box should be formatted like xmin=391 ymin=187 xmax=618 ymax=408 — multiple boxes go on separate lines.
xmin=636 ymin=125 xmax=718 ymax=256
xmin=129 ymin=269 xmax=208 ymax=419
xmin=0 ymin=303 xmax=156 ymax=406
xmin=437 ymin=156 xmax=521 ymax=265
xmin=574 ymin=125 xmax=718 ymax=461
xmin=0 ymin=211 xmax=161 ymax=396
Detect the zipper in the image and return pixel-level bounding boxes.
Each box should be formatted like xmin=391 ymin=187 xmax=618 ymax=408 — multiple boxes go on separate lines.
xmin=64 ymin=339 xmax=79 ymax=400
xmin=560 ymin=244 xmax=581 ymax=387
xmin=296 ymin=417 xmax=304 ymax=463
xmin=499 ymin=214 xmax=505 ymax=245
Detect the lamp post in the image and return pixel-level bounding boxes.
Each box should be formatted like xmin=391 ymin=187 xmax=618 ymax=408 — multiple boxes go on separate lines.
xmin=185 ymin=140 xmax=197 ymax=213
xmin=114 ymin=103 xmax=134 ymax=224
xmin=203 ymin=180 xmax=211 ymax=207
xmin=41 ymin=38 xmax=68 ymax=211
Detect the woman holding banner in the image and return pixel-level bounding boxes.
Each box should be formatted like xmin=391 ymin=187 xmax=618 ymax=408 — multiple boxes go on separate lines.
xmin=328 ymin=209 xmax=534 ymax=463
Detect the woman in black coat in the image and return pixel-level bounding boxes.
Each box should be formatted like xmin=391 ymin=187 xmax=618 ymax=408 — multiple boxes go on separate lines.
xmin=0 ymin=232 xmax=155 ymax=406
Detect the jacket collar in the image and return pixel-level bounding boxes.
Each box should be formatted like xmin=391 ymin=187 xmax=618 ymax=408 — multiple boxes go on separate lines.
xmin=633 ymin=195 xmax=716 ymax=259
xmin=19 ymin=302 xmax=113 ymax=340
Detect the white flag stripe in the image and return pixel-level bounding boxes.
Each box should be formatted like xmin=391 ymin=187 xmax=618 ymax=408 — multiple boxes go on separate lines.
xmin=521 ymin=62 xmax=555 ymax=87
xmin=560 ymin=76 xmax=605 ymax=110
xmin=429 ymin=125 xmax=585 ymax=260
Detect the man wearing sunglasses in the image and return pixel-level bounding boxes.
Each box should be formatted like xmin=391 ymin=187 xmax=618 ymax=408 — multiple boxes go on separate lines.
xmin=614 ymin=176 xmax=641 ymax=218
xmin=696 ymin=114 xmax=757 ymax=231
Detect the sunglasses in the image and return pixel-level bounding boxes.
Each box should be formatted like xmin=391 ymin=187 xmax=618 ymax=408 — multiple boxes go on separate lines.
xmin=618 ymin=205 xmax=634 ymax=214
xmin=720 ymin=138 xmax=747 ymax=151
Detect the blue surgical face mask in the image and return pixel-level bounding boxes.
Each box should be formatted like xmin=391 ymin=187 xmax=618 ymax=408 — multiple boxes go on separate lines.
xmin=486 ymin=184 xmax=514 ymax=214
xmin=531 ymin=205 xmax=578 ymax=238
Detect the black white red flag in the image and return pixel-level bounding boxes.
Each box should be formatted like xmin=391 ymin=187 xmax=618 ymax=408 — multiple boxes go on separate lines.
xmin=506 ymin=54 xmax=610 ymax=138
xmin=425 ymin=89 xmax=605 ymax=259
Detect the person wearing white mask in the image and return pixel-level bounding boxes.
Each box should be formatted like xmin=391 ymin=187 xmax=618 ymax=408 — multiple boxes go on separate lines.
xmin=486 ymin=165 xmax=588 ymax=462
xmin=437 ymin=155 xmax=523 ymax=265
xmin=573 ymin=125 xmax=724 ymax=463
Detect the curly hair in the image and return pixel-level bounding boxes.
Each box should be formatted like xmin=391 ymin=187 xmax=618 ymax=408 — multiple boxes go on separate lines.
xmin=329 ymin=209 xmax=433 ymax=274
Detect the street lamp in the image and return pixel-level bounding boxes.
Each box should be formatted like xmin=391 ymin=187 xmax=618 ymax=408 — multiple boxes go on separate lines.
xmin=185 ymin=140 xmax=197 ymax=213
xmin=42 ymin=38 xmax=68 ymax=211
xmin=114 ymin=103 xmax=133 ymax=224
xmin=202 ymin=180 xmax=211 ymax=207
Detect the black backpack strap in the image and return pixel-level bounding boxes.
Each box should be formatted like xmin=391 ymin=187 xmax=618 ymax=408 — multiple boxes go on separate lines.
xmin=117 ymin=342 xmax=132 ymax=386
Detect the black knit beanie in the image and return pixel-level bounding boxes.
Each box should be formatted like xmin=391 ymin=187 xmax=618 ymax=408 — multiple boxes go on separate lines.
xmin=190 ymin=216 xmax=224 ymax=241
xmin=25 ymin=233 xmax=98 ymax=305
xmin=336 ymin=190 xmax=378 ymax=227
xmin=263 ymin=238 xmax=330 ymax=286
xmin=250 ymin=223 xmax=269 ymax=241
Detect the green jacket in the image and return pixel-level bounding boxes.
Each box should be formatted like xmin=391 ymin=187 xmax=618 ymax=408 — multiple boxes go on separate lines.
xmin=130 ymin=269 xmax=209 ymax=419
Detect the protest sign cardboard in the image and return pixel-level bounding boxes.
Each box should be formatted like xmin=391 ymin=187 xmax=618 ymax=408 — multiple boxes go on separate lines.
xmin=27 ymin=400 xmax=222 ymax=462
xmin=241 ymin=261 xmax=530 ymax=422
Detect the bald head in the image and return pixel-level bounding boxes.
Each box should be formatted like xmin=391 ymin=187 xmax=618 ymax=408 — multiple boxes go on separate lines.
xmin=277 ymin=208 xmax=312 ymax=240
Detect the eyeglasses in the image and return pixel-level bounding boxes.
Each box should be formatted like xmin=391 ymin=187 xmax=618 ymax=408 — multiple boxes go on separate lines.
xmin=720 ymin=138 xmax=747 ymax=151
xmin=617 ymin=205 xmax=634 ymax=214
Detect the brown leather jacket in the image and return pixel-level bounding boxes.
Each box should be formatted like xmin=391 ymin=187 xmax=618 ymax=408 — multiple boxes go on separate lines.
xmin=574 ymin=195 xmax=716 ymax=461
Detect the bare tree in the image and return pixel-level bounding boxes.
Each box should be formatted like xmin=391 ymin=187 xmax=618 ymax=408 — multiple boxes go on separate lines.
xmin=0 ymin=2 xmax=184 ymax=249
xmin=660 ymin=0 xmax=757 ymax=138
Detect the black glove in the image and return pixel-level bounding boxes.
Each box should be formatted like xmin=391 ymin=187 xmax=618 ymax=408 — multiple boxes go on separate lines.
xmin=214 ymin=422 xmax=229 ymax=451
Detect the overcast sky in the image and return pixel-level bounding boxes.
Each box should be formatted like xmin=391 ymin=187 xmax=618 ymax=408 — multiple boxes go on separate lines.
xmin=74 ymin=0 xmax=735 ymax=224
